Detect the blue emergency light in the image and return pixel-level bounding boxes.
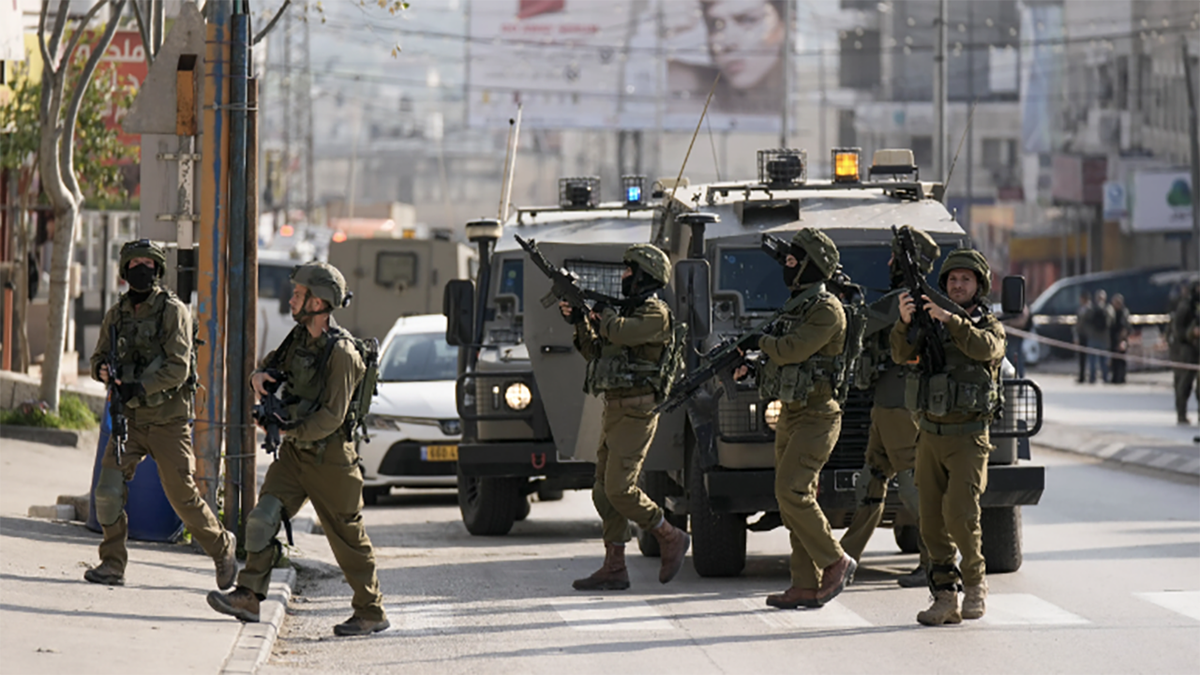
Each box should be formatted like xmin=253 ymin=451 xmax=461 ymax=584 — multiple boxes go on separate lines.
xmin=622 ymin=175 xmax=645 ymax=207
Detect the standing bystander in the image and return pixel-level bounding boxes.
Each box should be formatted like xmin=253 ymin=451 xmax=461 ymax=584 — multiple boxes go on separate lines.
xmin=1109 ymin=294 xmax=1130 ymax=384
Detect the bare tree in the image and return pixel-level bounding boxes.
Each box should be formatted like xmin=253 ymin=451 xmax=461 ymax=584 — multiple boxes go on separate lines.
xmin=37 ymin=0 xmax=129 ymax=411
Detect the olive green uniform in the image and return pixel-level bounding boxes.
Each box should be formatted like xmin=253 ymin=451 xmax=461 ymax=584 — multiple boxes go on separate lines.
xmin=237 ymin=322 xmax=386 ymax=623
xmin=89 ymin=287 xmax=233 ymax=575
xmin=891 ymin=307 xmax=1005 ymax=589
xmin=758 ymin=283 xmax=847 ymax=590
xmin=573 ymin=297 xmax=671 ymax=543
xmin=1169 ymin=290 xmax=1199 ymax=420
xmin=840 ymin=290 xmax=923 ymax=564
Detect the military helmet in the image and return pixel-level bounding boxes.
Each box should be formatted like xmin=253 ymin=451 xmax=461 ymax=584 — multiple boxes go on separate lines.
xmin=290 ymin=261 xmax=351 ymax=309
xmin=624 ymin=243 xmax=671 ymax=286
xmin=790 ymin=228 xmax=840 ymax=279
xmin=892 ymin=225 xmax=941 ymax=274
xmin=118 ymin=239 xmax=167 ymax=280
xmin=938 ymin=248 xmax=991 ymax=297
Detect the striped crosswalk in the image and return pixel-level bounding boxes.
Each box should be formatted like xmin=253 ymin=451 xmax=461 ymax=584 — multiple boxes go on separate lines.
xmin=1134 ymin=591 xmax=1200 ymax=622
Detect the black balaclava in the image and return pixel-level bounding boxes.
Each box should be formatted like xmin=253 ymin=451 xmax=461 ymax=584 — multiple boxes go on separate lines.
xmin=781 ymin=246 xmax=807 ymax=288
xmin=125 ymin=263 xmax=156 ymax=303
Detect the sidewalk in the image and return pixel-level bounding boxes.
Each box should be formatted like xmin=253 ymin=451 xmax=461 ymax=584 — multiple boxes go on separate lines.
xmin=1026 ymin=366 xmax=1200 ymax=476
xmin=0 ymin=431 xmax=298 ymax=675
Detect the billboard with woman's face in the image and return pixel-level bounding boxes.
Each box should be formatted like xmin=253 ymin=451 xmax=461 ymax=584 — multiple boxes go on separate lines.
xmin=467 ymin=0 xmax=791 ymax=132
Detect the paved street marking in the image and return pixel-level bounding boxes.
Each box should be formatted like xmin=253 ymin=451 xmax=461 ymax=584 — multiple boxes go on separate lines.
xmin=550 ymin=598 xmax=675 ymax=631
xmin=978 ymin=594 xmax=1089 ymax=626
xmin=741 ymin=597 xmax=872 ymax=629
xmin=393 ymin=603 xmax=455 ymax=632
xmin=1135 ymin=591 xmax=1200 ymax=621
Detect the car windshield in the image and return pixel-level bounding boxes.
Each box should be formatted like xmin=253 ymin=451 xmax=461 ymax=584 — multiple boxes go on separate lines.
xmin=718 ymin=246 xmax=899 ymax=311
xmin=378 ymin=332 xmax=457 ymax=382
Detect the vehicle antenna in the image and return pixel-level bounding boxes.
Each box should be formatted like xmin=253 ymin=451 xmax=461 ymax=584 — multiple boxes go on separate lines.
xmin=943 ymin=98 xmax=978 ymax=192
xmin=498 ymin=104 xmax=523 ymax=222
xmin=667 ymin=73 xmax=720 ymax=207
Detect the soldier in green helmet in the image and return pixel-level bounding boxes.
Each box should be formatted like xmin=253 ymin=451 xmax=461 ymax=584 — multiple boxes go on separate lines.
xmin=207 ymin=261 xmax=389 ymax=637
xmin=559 ymin=243 xmax=691 ymax=591
xmin=86 ymin=239 xmax=238 ymax=592
xmin=747 ymin=228 xmax=857 ymax=609
xmin=840 ymin=225 xmax=939 ymax=588
xmin=892 ymin=247 xmax=1006 ymax=626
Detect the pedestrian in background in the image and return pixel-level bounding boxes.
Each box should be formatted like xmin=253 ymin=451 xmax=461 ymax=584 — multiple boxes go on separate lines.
xmin=1169 ymin=282 xmax=1199 ymax=425
xmin=1074 ymin=292 xmax=1091 ymax=383
xmin=1084 ymin=289 xmax=1113 ymax=384
xmin=1109 ymin=293 xmax=1130 ymax=384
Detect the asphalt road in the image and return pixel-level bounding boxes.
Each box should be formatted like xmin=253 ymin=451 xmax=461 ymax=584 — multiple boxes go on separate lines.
xmin=260 ymin=448 xmax=1200 ymax=675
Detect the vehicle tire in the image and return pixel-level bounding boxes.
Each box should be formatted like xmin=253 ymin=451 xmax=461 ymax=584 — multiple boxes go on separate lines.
xmin=636 ymin=470 xmax=686 ymax=558
xmin=536 ymin=483 xmax=565 ymax=502
xmin=981 ymin=506 xmax=1022 ymax=574
xmin=893 ymin=524 xmax=921 ymax=554
xmin=457 ymin=471 xmax=521 ymax=536
xmin=688 ymin=452 xmax=746 ymax=577
xmin=362 ymin=485 xmax=388 ymax=507
xmin=515 ymin=493 xmax=531 ymax=521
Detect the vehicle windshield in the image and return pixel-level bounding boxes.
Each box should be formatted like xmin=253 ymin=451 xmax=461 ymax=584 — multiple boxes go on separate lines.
xmin=496 ymin=257 xmax=524 ymax=310
xmin=378 ymin=332 xmax=458 ymax=382
xmin=718 ymin=247 xmax=898 ymax=311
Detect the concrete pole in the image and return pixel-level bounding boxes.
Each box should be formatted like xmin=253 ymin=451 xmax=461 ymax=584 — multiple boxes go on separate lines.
xmin=1182 ymin=37 xmax=1200 ymax=272
xmin=934 ymin=0 xmax=947 ymax=181
xmin=780 ymin=0 xmax=790 ymax=149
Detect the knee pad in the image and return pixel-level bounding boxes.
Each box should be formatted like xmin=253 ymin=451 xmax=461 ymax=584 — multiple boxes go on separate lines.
xmin=245 ymin=494 xmax=284 ymax=553
xmin=93 ymin=467 xmax=126 ymax=526
xmin=895 ymin=469 xmax=920 ymax=517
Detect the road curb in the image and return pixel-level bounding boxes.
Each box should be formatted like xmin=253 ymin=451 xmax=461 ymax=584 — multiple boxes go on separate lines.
xmin=0 ymin=424 xmax=80 ymax=447
xmin=219 ymin=566 xmax=296 ymax=675
xmin=1035 ymin=421 xmax=1200 ymax=477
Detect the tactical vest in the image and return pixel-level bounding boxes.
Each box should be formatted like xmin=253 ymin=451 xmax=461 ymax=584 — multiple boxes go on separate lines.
xmin=904 ymin=313 xmax=1003 ymax=419
xmin=271 ymin=324 xmax=377 ymax=447
xmin=115 ymin=289 xmax=196 ymax=410
xmin=757 ymin=287 xmax=844 ymax=405
xmin=583 ymin=302 xmax=676 ymax=398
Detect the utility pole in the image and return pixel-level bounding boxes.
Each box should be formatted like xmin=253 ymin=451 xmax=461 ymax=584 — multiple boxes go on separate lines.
xmin=279 ymin=5 xmax=313 ymax=226
xmin=780 ymin=0 xmax=791 ymax=149
xmin=934 ymin=0 xmax=947 ymax=181
xmin=965 ymin=1 xmax=975 ymax=237
xmin=1183 ymin=37 xmax=1200 ymax=272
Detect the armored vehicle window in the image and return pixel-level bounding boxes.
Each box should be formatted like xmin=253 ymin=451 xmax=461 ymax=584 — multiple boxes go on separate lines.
xmin=379 ymin=332 xmax=458 ymax=382
xmin=376 ymin=251 xmax=418 ymax=288
xmin=565 ymin=260 xmax=624 ymax=298
xmin=719 ymin=248 xmax=789 ymax=311
xmin=838 ymin=247 xmax=896 ymax=302
xmin=258 ymin=263 xmax=292 ymax=300
xmin=497 ymin=258 xmax=524 ymax=310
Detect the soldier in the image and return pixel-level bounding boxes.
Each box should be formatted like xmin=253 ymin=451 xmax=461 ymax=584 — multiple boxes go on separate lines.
xmin=559 ymin=244 xmax=690 ymax=591
xmin=893 ymin=248 xmax=1005 ymax=626
xmin=752 ymin=229 xmax=856 ymax=609
xmin=840 ymin=226 xmax=939 ymax=589
xmin=207 ymin=262 xmax=389 ymax=636
xmin=1170 ymin=282 xmax=1200 ymax=424
xmin=86 ymin=239 xmax=238 ymax=591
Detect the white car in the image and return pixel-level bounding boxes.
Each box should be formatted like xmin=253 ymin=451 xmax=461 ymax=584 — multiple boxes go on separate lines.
xmin=358 ymin=314 xmax=462 ymax=505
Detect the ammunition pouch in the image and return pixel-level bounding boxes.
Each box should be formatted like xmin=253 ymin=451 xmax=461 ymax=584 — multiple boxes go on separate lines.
xmin=585 ymin=344 xmax=668 ymax=397
xmin=758 ymin=354 xmax=841 ymax=405
xmin=905 ymin=370 xmax=1001 ymax=418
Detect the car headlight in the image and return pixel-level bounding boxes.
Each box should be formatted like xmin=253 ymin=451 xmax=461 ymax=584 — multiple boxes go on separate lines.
xmin=504 ymin=382 xmax=532 ymax=410
xmin=764 ymin=400 xmax=782 ymax=430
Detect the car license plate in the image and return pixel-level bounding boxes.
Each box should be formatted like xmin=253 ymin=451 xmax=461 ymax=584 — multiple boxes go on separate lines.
xmin=834 ymin=469 xmax=860 ymax=492
xmin=422 ymin=445 xmax=458 ymax=462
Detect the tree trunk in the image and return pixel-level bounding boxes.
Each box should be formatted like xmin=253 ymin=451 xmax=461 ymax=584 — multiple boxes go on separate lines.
xmin=39 ymin=203 xmax=76 ymax=409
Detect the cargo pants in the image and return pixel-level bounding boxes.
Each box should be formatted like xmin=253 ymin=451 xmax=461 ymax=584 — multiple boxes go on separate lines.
xmin=774 ymin=399 xmax=845 ymax=590
xmin=840 ymin=406 xmax=925 ymax=566
xmin=237 ymin=438 xmax=386 ymax=623
xmin=593 ymin=395 xmax=664 ymax=544
xmin=915 ymin=424 xmax=991 ymax=588
xmin=96 ymin=419 xmax=231 ymax=574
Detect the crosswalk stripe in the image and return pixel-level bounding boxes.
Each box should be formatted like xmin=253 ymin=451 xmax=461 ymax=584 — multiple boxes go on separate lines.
xmin=392 ymin=603 xmax=455 ymax=632
xmin=741 ymin=597 xmax=872 ymax=629
xmin=1135 ymin=591 xmax=1200 ymax=621
xmin=550 ymin=598 xmax=676 ymax=631
xmin=977 ymin=594 xmax=1089 ymax=626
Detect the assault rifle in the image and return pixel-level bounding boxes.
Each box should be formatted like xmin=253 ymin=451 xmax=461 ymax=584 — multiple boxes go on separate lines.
xmin=891 ymin=225 xmax=966 ymax=375
xmin=655 ymin=285 xmax=822 ymax=414
xmin=106 ymin=323 xmax=127 ymax=463
xmin=515 ymin=235 xmax=624 ymax=317
xmin=252 ymin=368 xmax=289 ymax=457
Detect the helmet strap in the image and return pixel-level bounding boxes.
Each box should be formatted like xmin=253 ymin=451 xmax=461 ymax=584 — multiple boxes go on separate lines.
xmin=292 ymin=288 xmax=332 ymax=325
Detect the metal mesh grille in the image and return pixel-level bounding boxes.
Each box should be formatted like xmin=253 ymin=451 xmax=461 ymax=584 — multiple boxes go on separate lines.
xmin=827 ymin=388 xmax=874 ymax=470
xmin=992 ymin=379 xmax=1043 ymax=438
xmin=718 ymin=387 xmax=773 ymax=441
xmin=565 ymin=260 xmax=624 ymax=298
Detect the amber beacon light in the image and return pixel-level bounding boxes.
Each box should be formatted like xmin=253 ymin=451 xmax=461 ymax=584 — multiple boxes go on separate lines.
xmin=832 ymin=147 xmax=862 ymax=183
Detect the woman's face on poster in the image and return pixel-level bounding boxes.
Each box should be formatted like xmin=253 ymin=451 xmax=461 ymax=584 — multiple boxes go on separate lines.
xmin=703 ymin=0 xmax=784 ymax=91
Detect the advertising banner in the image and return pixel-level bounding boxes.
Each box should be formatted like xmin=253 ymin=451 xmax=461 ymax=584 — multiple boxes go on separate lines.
xmin=467 ymin=0 xmax=788 ymax=132
xmin=1131 ymin=171 xmax=1194 ymax=233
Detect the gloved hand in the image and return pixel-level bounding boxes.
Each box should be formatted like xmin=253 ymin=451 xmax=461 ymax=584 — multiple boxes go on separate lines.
xmin=117 ymin=381 xmax=146 ymax=403
xmin=591 ymin=300 xmax=611 ymax=316
xmin=562 ymin=306 xmax=584 ymax=324
xmin=741 ymin=333 xmax=761 ymax=351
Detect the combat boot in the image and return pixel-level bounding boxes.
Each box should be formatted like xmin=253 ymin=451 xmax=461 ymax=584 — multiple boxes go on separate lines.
xmin=333 ymin=615 xmax=391 ymax=636
xmin=917 ymin=590 xmax=962 ymax=626
xmin=207 ymin=586 xmax=261 ymax=622
xmin=766 ymin=586 xmax=822 ymax=609
xmin=897 ymin=565 xmax=927 ymax=588
xmin=572 ymin=542 xmax=630 ymax=591
xmin=962 ymin=580 xmax=988 ymax=619
xmin=83 ymin=561 xmax=124 ymax=586
xmin=816 ymin=554 xmax=857 ymax=605
xmin=214 ymin=533 xmax=238 ymax=590
xmin=650 ymin=519 xmax=691 ymax=584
